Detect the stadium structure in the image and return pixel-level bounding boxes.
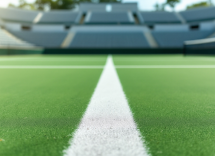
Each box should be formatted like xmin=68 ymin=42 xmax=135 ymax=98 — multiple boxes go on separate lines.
xmin=3 ymin=3 xmax=215 ymax=156
xmin=0 ymin=3 xmax=215 ymax=55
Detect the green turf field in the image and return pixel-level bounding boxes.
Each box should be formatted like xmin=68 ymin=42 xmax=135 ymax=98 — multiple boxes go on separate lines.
xmin=0 ymin=55 xmax=105 ymax=156
xmin=1 ymin=55 xmax=215 ymax=156
xmin=114 ymin=55 xmax=215 ymax=156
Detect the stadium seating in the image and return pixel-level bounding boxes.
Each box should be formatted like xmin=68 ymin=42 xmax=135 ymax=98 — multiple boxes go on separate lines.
xmin=0 ymin=3 xmax=215 ymax=49
xmin=84 ymin=11 xmax=135 ymax=24
xmin=152 ymin=23 xmax=214 ymax=48
xmin=38 ymin=11 xmax=80 ymax=24
xmin=9 ymin=31 xmax=67 ymax=47
xmin=153 ymin=31 xmax=212 ymax=48
xmin=139 ymin=12 xmax=181 ymax=24
xmin=180 ymin=7 xmax=215 ymax=23
xmin=0 ymin=7 xmax=38 ymax=23
xmin=0 ymin=27 xmax=33 ymax=47
xmin=70 ymin=31 xmax=149 ymax=48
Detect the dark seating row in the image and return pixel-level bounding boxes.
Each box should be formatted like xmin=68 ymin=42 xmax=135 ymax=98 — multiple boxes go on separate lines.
xmin=7 ymin=28 xmax=214 ymax=48
xmin=69 ymin=31 xmax=150 ymax=48
xmin=152 ymin=30 xmax=213 ymax=48
xmin=9 ymin=31 xmax=67 ymax=47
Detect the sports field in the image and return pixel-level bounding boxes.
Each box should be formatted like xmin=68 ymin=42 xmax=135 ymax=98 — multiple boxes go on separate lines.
xmin=1 ymin=55 xmax=215 ymax=156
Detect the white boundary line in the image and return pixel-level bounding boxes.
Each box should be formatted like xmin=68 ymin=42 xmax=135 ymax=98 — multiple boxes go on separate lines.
xmin=114 ymin=60 xmax=215 ymax=62
xmin=1 ymin=65 xmax=215 ymax=69
xmin=0 ymin=59 xmax=106 ymax=62
xmin=115 ymin=65 xmax=215 ymax=68
xmin=64 ymin=56 xmax=149 ymax=156
xmin=0 ymin=66 xmax=104 ymax=69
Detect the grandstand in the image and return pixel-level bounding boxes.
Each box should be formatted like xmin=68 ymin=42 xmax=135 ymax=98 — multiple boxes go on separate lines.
xmin=0 ymin=3 xmax=215 ymax=54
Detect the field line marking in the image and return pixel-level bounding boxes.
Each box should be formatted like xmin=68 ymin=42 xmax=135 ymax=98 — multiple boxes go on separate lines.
xmin=0 ymin=59 xmax=106 ymax=62
xmin=0 ymin=66 xmax=104 ymax=69
xmin=64 ymin=56 xmax=149 ymax=156
xmin=2 ymin=65 xmax=215 ymax=69
xmin=114 ymin=59 xmax=214 ymax=62
xmin=115 ymin=65 xmax=215 ymax=68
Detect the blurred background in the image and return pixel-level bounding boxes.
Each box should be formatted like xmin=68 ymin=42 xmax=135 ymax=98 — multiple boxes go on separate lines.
xmin=0 ymin=0 xmax=214 ymax=55
xmin=1 ymin=0 xmax=215 ymax=11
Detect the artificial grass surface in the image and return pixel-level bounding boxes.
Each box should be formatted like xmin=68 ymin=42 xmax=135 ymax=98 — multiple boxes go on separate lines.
xmin=113 ymin=55 xmax=215 ymax=65
xmin=0 ymin=55 xmax=107 ymax=66
xmin=0 ymin=68 xmax=103 ymax=155
xmin=2 ymin=54 xmax=215 ymax=156
xmin=117 ymin=66 xmax=215 ymax=155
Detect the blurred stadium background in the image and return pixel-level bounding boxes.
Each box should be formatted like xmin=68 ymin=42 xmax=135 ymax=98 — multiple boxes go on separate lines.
xmin=0 ymin=0 xmax=214 ymax=55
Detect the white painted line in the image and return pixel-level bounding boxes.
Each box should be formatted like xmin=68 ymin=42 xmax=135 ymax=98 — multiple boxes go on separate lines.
xmin=0 ymin=57 xmax=107 ymax=62
xmin=1 ymin=65 xmax=215 ymax=69
xmin=0 ymin=59 xmax=106 ymax=62
xmin=114 ymin=59 xmax=205 ymax=62
xmin=114 ymin=58 xmax=215 ymax=62
xmin=64 ymin=56 xmax=149 ymax=156
xmin=0 ymin=66 xmax=104 ymax=69
xmin=115 ymin=65 xmax=215 ymax=68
